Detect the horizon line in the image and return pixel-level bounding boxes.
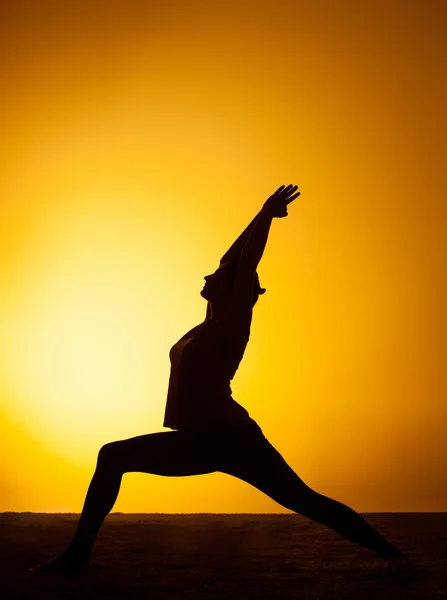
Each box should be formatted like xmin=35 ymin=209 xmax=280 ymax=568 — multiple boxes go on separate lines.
xmin=2 ymin=511 xmax=446 ymax=515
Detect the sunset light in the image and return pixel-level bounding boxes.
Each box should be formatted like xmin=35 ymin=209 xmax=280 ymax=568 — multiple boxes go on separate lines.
xmin=0 ymin=0 xmax=444 ymax=515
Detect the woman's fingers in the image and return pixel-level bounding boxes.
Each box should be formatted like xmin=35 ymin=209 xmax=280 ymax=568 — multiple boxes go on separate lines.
xmin=270 ymin=184 xmax=300 ymax=210
xmin=274 ymin=184 xmax=299 ymax=197
xmin=280 ymin=184 xmax=298 ymax=197
xmin=286 ymin=191 xmax=300 ymax=203
xmin=281 ymin=184 xmax=295 ymax=194
xmin=286 ymin=184 xmax=299 ymax=194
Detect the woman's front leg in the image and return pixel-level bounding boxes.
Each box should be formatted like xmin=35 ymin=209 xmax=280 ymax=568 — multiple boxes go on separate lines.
xmin=32 ymin=430 xmax=217 ymax=571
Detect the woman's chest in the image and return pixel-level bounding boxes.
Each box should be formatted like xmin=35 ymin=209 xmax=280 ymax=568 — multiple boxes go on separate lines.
xmin=171 ymin=320 xmax=248 ymax=362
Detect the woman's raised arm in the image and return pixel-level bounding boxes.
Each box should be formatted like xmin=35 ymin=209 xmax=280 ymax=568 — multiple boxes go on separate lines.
xmin=219 ymin=210 xmax=263 ymax=266
xmin=239 ymin=184 xmax=300 ymax=270
xmin=219 ymin=185 xmax=300 ymax=266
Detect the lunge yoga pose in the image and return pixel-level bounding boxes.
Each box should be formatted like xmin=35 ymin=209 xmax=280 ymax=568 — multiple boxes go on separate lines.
xmin=32 ymin=184 xmax=410 ymax=572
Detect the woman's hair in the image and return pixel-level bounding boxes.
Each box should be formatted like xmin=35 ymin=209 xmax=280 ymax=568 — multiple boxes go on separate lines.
xmin=223 ymin=259 xmax=267 ymax=306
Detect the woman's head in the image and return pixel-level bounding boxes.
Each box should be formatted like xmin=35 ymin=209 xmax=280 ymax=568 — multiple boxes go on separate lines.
xmin=201 ymin=260 xmax=266 ymax=307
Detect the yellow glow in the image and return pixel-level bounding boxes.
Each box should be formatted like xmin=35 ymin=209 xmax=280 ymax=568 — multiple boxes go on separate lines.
xmin=0 ymin=0 xmax=445 ymax=513
xmin=2 ymin=191 xmax=165 ymax=463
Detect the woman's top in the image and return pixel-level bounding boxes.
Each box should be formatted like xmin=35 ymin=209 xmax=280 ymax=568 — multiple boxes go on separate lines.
xmin=163 ymin=317 xmax=255 ymax=430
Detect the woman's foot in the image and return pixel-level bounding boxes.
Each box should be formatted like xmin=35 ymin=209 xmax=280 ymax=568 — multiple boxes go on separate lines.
xmin=30 ymin=552 xmax=90 ymax=574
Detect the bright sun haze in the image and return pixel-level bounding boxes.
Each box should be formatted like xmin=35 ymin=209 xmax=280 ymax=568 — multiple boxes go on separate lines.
xmin=0 ymin=0 xmax=445 ymax=513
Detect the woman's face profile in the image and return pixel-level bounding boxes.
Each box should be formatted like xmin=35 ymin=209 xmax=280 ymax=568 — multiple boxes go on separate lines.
xmin=201 ymin=264 xmax=232 ymax=301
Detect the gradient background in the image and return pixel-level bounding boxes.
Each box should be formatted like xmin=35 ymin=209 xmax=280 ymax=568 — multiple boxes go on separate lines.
xmin=0 ymin=0 xmax=445 ymax=513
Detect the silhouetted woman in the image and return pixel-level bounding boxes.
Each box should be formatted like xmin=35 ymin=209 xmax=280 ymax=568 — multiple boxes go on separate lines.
xmin=32 ymin=185 xmax=410 ymax=572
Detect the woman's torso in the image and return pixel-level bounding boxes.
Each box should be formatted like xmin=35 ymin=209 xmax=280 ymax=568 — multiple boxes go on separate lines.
xmin=163 ymin=318 xmax=254 ymax=430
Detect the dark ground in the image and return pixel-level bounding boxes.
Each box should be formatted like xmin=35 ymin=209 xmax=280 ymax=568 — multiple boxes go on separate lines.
xmin=1 ymin=513 xmax=446 ymax=599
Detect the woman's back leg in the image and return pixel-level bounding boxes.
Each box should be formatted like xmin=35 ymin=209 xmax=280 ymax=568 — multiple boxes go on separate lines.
xmin=219 ymin=433 xmax=404 ymax=561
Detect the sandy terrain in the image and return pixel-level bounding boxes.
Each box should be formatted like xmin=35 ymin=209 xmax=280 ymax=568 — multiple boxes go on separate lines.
xmin=1 ymin=513 xmax=445 ymax=599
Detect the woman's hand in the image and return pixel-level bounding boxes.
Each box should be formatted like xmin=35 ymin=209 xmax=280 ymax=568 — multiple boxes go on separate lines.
xmin=262 ymin=184 xmax=300 ymax=218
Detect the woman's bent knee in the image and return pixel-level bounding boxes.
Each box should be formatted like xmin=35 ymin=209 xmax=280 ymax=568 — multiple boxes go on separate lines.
xmin=97 ymin=441 xmax=123 ymax=468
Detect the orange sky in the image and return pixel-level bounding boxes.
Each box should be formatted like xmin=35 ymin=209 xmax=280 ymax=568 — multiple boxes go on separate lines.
xmin=0 ymin=0 xmax=445 ymax=513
